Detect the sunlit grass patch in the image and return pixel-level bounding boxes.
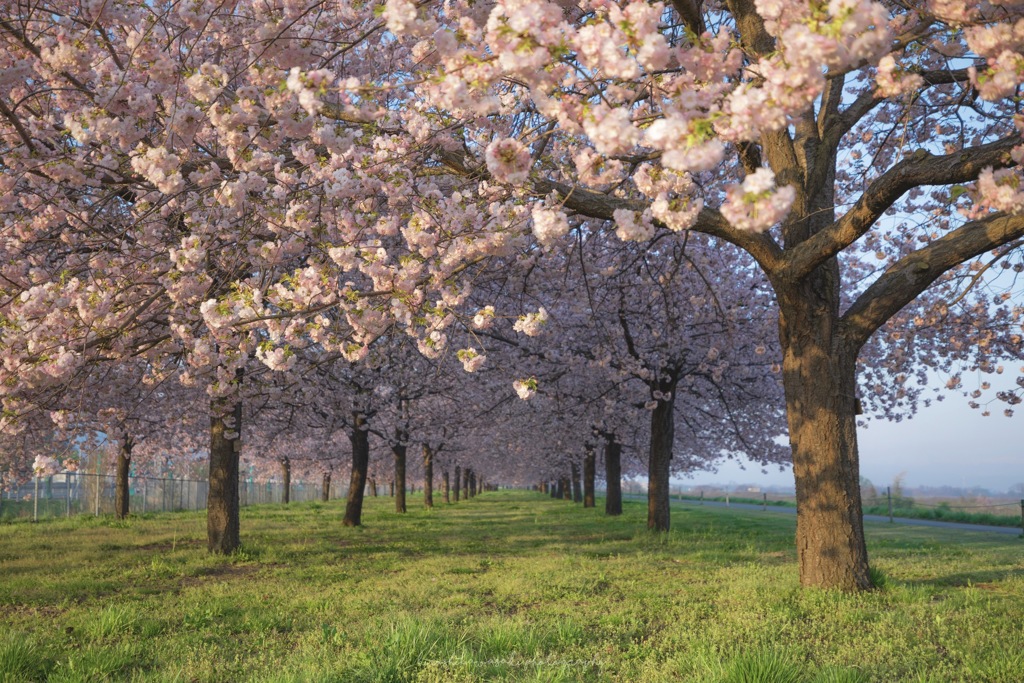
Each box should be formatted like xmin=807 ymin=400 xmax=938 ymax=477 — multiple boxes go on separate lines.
xmin=0 ymin=492 xmax=1022 ymax=681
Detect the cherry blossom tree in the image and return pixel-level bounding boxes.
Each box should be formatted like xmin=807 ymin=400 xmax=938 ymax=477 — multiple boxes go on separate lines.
xmin=457 ymin=228 xmax=788 ymax=529
xmin=381 ymin=0 xmax=1024 ymax=590
xmin=4 ymin=0 xmax=1024 ymax=591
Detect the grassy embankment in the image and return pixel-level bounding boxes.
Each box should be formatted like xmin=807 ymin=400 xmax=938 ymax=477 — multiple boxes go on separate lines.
xmin=2 ymin=491 xmax=1023 ymax=682
xmin=672 ymin=494 xmax=1023 ymax=528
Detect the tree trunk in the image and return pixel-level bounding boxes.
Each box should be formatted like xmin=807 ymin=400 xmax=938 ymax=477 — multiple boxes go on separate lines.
xmin=551 ymin=480 xmax=560 ymax=498
xmin=469 ymin=470 xmax=477 ymax=498
xmin=368 ymin=477 xmax=377 ymax=497
xmin=389 ymin=480 xmax=395 ymax=497
xmin=561 ymin=477 xmax=572 ymax=500
xmin=343 ymin=412 xmax=370 ymax=527
xmin=393 ymin=441 xmax=407 ymax=514
xmin=463 ymin=468 xmax=471 ymax=499
xmin=780 ymin=292 xmax=871 ymax=590
xmin=647 ymin=392 xmax=675 ymax=531
xmin=571 ymin=462 xmax=582 ymax=503
xmin=322 ymin=471 xmax=331 ymax=502
xmin=281 ymin=457 xmax=291 ymax=505
xmin=454 ymin=465 xmax=461 ymax=501
xmin=442 ymin=468 xmax=450 ymax=503
xmin=115 ymin=435 xmax=133 ymax=520
xmin=583 ymin=446 xmax=596 ymax=508
xmin=422 ymin=444 xmax=434 ymax=508
xmin=208 ymin=387 xmax=243 ymax=553
xmin=604 ymin=436 xmax=622 ymax=516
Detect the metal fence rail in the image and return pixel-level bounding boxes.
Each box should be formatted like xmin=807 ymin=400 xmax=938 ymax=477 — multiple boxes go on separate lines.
xmin=0 ymin=472 xmax=332 ymax=521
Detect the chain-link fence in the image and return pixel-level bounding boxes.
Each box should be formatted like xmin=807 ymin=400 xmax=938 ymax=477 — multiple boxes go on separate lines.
xmin=0 ymin=472 xmax=332 ymax=522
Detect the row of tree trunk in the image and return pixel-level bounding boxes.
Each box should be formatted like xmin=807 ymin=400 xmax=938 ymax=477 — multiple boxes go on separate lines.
xmin=543 ymin=438 xmax=622 ymax=516
xmin=118 ymin=393 xmax=609 ymax=559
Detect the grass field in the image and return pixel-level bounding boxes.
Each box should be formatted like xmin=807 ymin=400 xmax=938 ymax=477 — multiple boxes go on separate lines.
xmin=1 ymin=491 xmax=1023 ymax=682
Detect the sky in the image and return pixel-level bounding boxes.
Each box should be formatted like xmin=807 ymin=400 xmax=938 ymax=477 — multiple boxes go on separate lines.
xmin=682 ymin=396 xmax=1023 ymax=494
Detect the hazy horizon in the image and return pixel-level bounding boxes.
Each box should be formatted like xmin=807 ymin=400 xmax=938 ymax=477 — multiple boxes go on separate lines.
xmin=677 ymin=395 xmax=1023 ymax=494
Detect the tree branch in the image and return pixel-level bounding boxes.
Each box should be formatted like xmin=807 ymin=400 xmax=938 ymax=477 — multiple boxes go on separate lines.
xmin=840 ymin=212 xmax=1024 ymax=350
xmin=781 ymin=136 xmax=1019 ymax=282
xmin=532 ymin=178 xmax=786 ymax=273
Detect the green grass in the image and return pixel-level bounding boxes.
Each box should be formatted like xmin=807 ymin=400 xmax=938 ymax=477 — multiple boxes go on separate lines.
xmin=1 ymin=491 xmax=1023 ymax=681
xmin=862 ymin=503 xmax=1022 ymax=528
xmin=671 ymin=493 xmax=1023 ymax=528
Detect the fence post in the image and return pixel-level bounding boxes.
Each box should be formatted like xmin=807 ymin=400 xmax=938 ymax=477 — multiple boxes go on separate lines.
xmin=66 ymin=474 xmax=71 ymax=518
xmin=725 ymin=492 xmax=730 ymax=507
xmin=700 ymin=490 xmax=704 ymax=505
xmin=763 ymin=493 xmax=767 ymax=511
xmin=33 ymin=475 xmax=39 ymax=522
xmin=887 ymin=486 xmax=893 ymax=523
xmin=142 ymin=478 xmax=147 ymax=514
xmin=94 ymin=473 xmax=101 ymax=516
xmin=1019 ymin=499 xmax=1023 ymax=537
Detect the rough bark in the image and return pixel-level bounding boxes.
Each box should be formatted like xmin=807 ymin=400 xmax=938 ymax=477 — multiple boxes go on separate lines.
xmin=604 ymin=436 xmax=623 ymax=516
xmin=343 ymin=412 xmax=370 ymax=527
xmin=280 ymin=456 xmax=291 ymax=505
xmin=647 ymin=394 xmax=675 ymax=531
xmin=208 ymin=389 xmax=243 ymax=553
xmin=442 ymin=468 xmax=450 ymax=503
xmin=322 ymin=471 xmax=331 ymax=502
xmin=115 ymin=435 xmax=133 ymax=520
xmin=463 ymin=468 xmax=471 ymax=499
xmin=368 ymin=477 xmax=378 ymax=497
xmin=469 ymin=470 xmax=477 ymax=498
xmin=422 ymin=444 xmax=434 ymax=508
xmin=393 ymin=442 xmax=407 ymax=513
xmin=561 ymin=477 xmax=572 ymax=501
xmin=779 ymin=284 xmax=871 ymax=590
xmin=453 ymin=465 xmax=461 ymax=501
xmin=583 ymin=446 xmax=596 ymax=508
xmin=571 ymin=463 xmax=582 ymax=503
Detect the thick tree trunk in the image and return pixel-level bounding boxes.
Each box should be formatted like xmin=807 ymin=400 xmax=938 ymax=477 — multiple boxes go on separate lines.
xmin=422 ymin=444 xmax=434 ymax=508
xmin=322 ymin=471 xmax=331 ymax=502
xmin=208 ymin=389 xmax=243 ymax=553
xmin=571 ymin=462 xmax=582 ymax=503
xmin=469 ymin=470 xmax=477 ymax=498
xmin=462 ymin=468 xmax=471 ymax=499
xmin=442 ymin=468 xmax=450 ymax=503
xmin=343 ymin=412 xmax=370 ymax=527
xmin=454 ymin=465 xmax=461 ymax=501
xmin=389 ymin=480 xmax=395 ymax=497
xmin=604 ymin=436 xmax=622 ymax=516
xmin=780 ymin=295 xmax=871 ymax=590
xmin=561 ymin=477 xmax=572 ymax=500
xmin=281 ymin=457 xmax=291 ymax=505
xmin=583 ymin=446 xmax=596 ymax=508
xmin=115 ymin=435 xmax=133 ymax=520
xmin=647 ymin=393 xmax=675 ymax=531
xmin=393 ymin=441 xmax=407 ymax=513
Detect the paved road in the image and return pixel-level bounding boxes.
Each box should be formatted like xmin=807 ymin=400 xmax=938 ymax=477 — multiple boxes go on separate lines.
xmin=618 ymin=493 xmax=1019 ymax=536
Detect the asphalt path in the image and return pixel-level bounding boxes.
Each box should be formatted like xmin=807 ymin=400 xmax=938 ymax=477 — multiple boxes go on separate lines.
xmin=669 ymin=497 xmax=1023 ymax=535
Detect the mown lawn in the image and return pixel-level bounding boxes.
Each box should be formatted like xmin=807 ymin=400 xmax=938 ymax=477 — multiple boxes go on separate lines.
xmin=1 ymin=491 xmax=1022 ymax=682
